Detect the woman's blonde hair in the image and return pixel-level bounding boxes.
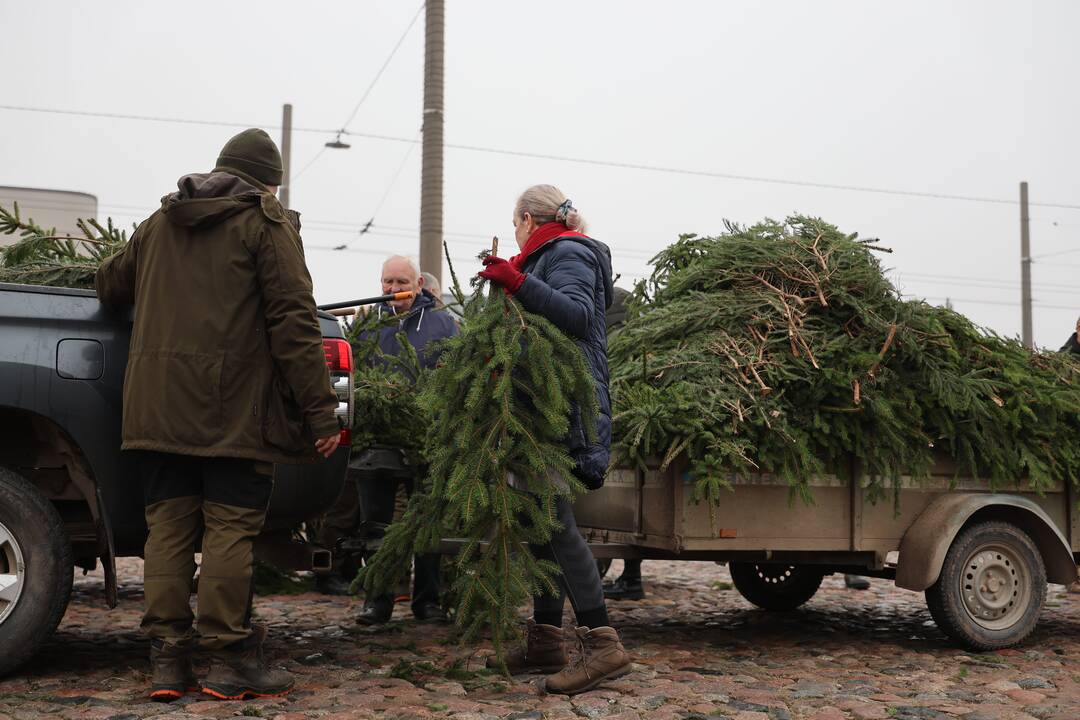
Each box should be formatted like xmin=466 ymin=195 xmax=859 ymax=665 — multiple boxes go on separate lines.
xmin=514 ymin=184 xmax=587 ymax=233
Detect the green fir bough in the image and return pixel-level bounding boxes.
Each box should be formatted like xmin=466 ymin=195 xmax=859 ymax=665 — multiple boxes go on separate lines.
xmin=0 ymin=202 xmax=128 ymax=288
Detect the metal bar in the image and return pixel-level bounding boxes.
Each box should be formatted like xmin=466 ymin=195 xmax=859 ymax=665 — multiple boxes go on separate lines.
xmin=317 ymin=291 xmax=414 ymax=311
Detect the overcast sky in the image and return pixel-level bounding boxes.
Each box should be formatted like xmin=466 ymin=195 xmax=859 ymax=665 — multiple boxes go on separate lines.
xmin=1 ymin=1 xmax=1076 ymax=348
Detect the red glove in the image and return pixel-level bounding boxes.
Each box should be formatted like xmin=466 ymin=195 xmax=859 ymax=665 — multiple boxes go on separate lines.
xmin=478 ymin=255 xmax=527 ymax=293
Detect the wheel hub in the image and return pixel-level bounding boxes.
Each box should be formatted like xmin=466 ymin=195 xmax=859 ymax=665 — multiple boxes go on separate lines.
xmin=961 ymin=545 xmax=1028 ymax=631
xmin=755 ymin=565 xmax=795 ymax=585
xmin=0 ymin=520 xmax=26 ymax=625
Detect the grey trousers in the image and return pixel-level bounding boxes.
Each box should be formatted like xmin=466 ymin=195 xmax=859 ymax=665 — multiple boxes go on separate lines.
xmin=529 ymin=495 xmax=606 ymax=622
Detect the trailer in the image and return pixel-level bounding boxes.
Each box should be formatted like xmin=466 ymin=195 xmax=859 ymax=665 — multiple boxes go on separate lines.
xmin=573 ymin=456 xmax=1079 ymax=651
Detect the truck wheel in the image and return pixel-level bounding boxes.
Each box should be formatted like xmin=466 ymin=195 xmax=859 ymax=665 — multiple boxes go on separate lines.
xmin=925 ymin=520 xmax=1045 ymax=651
xmin=730 ymin=563 xmax=824 ymax=611
xmin=0 ymin=466 xmax=73 ymax=677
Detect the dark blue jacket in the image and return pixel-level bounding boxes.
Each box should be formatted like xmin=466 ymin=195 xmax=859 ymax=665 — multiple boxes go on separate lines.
xmin=370 ymin=289 xmax=459 ymax=370
xmin=515 ymin=234 xmax=614 ymax=488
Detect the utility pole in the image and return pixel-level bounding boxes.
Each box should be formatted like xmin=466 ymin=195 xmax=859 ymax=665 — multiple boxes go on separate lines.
xmin=280 ymin=103 xmax=293 ymax=209
xmin=1020 ymin=181 xmax=1033 ymax=349
xmin=419 ymin=0 xmax=445 ymax=284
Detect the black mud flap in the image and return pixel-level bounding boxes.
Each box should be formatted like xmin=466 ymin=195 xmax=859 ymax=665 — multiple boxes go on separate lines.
xmin=95 ymin=486 xmax=119 ymax=608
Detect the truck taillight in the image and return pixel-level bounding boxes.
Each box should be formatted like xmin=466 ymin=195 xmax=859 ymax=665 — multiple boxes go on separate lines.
xmin=323 ymin=338 xmax=354 ymax=430
xmin=323 ymin=338 xmax=353 ymax=374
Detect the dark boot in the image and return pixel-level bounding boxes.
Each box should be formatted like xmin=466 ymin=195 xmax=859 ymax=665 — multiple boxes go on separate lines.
xmin=315 ymin=572 xmax=354 ymax=596
xmin=356 ymin=595 xmax=393 ymax=625
xmin=603 ymin=576 xmax=645 ymax=601
xmin=844 ymin=574 xmax=871 ymax=590
xmin=543 ymin=626 xmax=631 ymax=695
xmin=412 ymin=602 xmax=448 ymax=623
xmin=149 ymin=638 xmax=198 ymax=702
xmin=487 ymin=618 xmax=568 ymax=674
xmin=201 ymin=625 xmax=294 ymax=700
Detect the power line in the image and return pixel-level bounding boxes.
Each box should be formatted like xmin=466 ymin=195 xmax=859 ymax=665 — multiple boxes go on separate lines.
xmin=1032 ymin=246 xmax=1080 ymax=260
xmin=327 ymin=132 xmax=422 ymax=250
xmin=340 ymin=2 xmax=425 ymax=132
xmin=5 ymin=102 xmax=1080 ymax=210
xmin=437 ymin=142 xmax=1080 ymax=211
xmin=895 ymin=271 xmax=1076 ymax=292
xmin=903 ymin=294 xmax=1076 ymax=311
xmin=292 ymin=146 xmax=329 ymax=182
xmin=292 ymin=2 xmax=424 ymax=183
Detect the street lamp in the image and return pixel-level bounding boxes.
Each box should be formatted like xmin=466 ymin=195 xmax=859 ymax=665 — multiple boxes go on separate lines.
xmin=325 ymin=131 xmax=351 ymax=150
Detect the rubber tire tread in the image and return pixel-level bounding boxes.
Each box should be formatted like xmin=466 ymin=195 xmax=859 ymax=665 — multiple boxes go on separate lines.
xmin=924 ymin=520 xmax=1045 ymax=651
xmin=729 ymin=563 xmax=824 ymax=611
xmin=0 ymin=466 xmax=74 ymax=677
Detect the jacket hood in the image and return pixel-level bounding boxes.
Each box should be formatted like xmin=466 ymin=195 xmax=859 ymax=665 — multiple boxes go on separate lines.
xmin=552 ymin=235 xmax=616 ymax=310
xmin=160 ymin=172 xmax=264 ymax=229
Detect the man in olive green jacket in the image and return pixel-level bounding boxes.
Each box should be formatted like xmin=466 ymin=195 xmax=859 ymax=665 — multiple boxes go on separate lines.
xmin=96 ymin=128 xmax=340 ymax=702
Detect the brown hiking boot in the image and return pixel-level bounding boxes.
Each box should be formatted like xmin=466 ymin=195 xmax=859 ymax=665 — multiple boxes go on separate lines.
xmin=543 ymin=626 xmax=631 ymax=695
xmin=487 ymin=618 xmax=568 ymax=674
xmin=149 ymin=638 xmax=198 ymax=702
xmin=201 ymin=625 xmax=294 ymax=700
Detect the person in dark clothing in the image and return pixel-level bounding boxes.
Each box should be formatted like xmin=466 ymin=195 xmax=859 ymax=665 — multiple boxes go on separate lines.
xmin=1061 ymin=316 xmax=1080 ymax=355
xmin=316 ymin=256 xmax=457 ymax=625
xmin=598 ymin=287 xmax=647 ymax=601
xmin=603 ymin=558 xmax=645 ymax=600
xmin=479 ymin=185 xmax=630 ymax=695
xmin=95 ymin=129 xmax=340 ymax=701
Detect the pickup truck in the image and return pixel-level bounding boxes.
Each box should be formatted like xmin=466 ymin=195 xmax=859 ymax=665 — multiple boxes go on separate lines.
xmin=0 ymin=281 xmax=354 ymax=676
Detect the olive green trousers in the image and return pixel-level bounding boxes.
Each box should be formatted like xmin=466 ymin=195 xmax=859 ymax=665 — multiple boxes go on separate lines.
xmin=135 ymin=451 xmax=273 ymax=650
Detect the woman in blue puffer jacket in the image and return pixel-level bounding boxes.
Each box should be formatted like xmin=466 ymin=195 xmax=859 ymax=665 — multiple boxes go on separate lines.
xmin=478 ymin=185 xmax=630 ymax=695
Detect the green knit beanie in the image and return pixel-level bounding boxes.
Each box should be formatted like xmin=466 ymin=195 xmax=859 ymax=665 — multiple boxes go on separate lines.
xmin=214 ymin=128 xmax=283 ymax=187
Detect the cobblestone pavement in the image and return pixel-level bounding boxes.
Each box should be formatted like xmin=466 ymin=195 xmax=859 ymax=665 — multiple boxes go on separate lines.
xmin=2 ymin=559 xmax=1079 ymax=720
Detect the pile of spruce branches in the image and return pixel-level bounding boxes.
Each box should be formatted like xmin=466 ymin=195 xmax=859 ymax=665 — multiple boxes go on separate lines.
xmin=0 ymin=203 xmax=128 ymax=287
xmin=610 ymin=216 xmax=1080 ymax=506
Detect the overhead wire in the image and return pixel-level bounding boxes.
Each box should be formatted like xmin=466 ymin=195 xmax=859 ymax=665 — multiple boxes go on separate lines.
xmin=4 ymin=102 xmax=1080 ymax=211
xmin=289 ymin=1 xmax=424 ymax=185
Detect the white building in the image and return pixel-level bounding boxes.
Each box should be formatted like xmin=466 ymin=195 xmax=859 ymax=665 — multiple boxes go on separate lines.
xmin=0 ymin=187 xmax=98 ymax=247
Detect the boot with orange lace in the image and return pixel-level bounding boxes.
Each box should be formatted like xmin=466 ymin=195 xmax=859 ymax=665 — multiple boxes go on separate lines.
xmin=486 ymin=618 xmax=569 ymax=674
xmin=543 ymin=626 xmax=632 ymax=695
xmin=201 ymin=625 xmax=294 ymax=700
xmin=149 ymin=637 xmax=199 ymax=702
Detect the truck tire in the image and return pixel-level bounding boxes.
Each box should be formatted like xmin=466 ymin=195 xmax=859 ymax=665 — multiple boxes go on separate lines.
xmin=0 ymin=466 xmax=74 ymax=677
xmin=925 ymin=520 xmax=1045 ymax=651
xmin=730 ymin=563 xmax=823 ymax=611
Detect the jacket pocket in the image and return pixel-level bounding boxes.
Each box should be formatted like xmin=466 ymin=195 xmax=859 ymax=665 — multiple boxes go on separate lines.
xmin=262 ymin=370 xmax=309 ymax=455
xmin=124 ymin=350 xmax=224 ymax=447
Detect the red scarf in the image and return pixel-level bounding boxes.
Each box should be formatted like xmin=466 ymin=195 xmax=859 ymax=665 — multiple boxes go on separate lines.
xmin=509 ymin=222 xmax=589 ymax=271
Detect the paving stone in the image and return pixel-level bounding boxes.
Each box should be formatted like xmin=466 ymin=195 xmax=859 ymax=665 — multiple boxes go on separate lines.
xmin=1005 ymin=689 xmax=1047 ymax=705
xmin=850 ymin=707 xmax=889 ymax=720
xmin=1018 ymin=678 xmax=1055 ymax=690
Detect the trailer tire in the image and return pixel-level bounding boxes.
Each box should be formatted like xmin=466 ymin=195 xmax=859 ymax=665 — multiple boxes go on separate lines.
xmin=730 ymin=563 xmax=823 ymax=611
xmin=925 ymin=520 xmax=1045 ymax=651
xmin=0 ymin=466 xmax=73 ymax=677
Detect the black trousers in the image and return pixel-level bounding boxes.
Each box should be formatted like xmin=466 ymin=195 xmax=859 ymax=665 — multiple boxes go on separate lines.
xmin=357 ymin=471 xmax=441 ymax=612
xmin=529 ymin=496 xmax=607 ymax=628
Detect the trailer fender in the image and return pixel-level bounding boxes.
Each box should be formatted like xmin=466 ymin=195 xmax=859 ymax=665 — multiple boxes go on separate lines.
xmin=895 ymin=493 xmax=1077 ymax=591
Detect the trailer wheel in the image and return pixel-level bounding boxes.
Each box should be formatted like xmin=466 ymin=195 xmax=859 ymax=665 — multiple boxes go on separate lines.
xmin=0 ymin=466 xmax=73 ymax=677
xmin=925 ymin=520 xmax=1045 ymax=651
xmin=729 ymin=563 xmax=824 ymax=611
